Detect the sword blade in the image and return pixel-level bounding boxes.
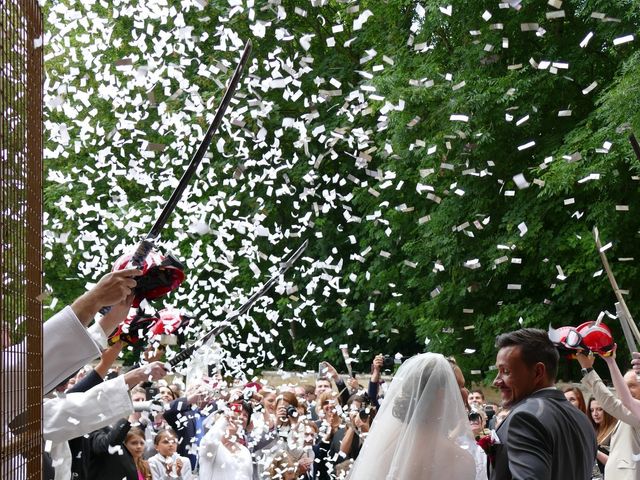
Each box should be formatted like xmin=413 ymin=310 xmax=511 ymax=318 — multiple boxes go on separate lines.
xmin=168 ymin=239 xmax=308 ymax=367
xmin=147 ymin=40 xmax=253 ymax=241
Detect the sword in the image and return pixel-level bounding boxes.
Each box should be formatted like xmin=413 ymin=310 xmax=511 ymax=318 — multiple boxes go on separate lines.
xmin=130 ymin=40 xmax=253 ymax=266
xmin=616 ymin=302 xmax=638 ymax=354
xmin=168 ymin=239 xmax=309 ymax=367
xmin=593 ymin=227 xmax=640 ymax=352
xmin=102 ymin=40 xmax=253 ymax=313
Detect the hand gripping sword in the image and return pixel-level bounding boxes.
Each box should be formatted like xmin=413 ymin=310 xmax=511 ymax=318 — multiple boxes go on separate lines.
xmin=101 ymin=40 xmax=252 ymax=313
xmin=168 ymin=239 xmax=309 ymax=368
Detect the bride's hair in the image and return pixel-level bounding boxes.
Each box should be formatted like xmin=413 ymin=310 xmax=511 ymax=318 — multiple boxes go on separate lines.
xmin=392 ymin=354 xmax=448 ymax=422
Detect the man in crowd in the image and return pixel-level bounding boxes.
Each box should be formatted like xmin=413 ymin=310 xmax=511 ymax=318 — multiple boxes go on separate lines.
xmin=491 ymin=328 xmax=596 ymax=479
xmin=468 ymin=389 xmax=485 ymax=407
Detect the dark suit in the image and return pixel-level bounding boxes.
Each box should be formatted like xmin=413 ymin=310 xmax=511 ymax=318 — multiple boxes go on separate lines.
xmin=67 ymin=370 xmax=105 ymax=480
xmin=88 ymin=418 xmax=139 ymax=480
xmin=491 ymin=388 xmax=596 ymax=480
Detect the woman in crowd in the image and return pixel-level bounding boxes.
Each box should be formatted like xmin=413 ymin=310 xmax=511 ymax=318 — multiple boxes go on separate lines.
xmin=564 ymin=386 xmax=588 ymax=414
xmin=273 ymin=391 xmax=315 ymax=478
xmin=198 ymin=401 xmax=254 ymax=480
xmin=249 ymin=388 xmax=280 ymax=477
xmin=148 ymin=428 xmax=193 ymax=479
xmin=158 ymin=384 xmax=179 ymax=404
xmin=589 ymin=397 xmax=619 ymax=475
xmin=312 ymin=390 xmax=346 ymax=479
xmin=89 ymin=419 xmax=152 ymax=480
xmin=469 ymin=408 xmax=489 ymax=440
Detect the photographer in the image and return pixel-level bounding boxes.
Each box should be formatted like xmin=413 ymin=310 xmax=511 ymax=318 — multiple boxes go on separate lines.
xmin=468 ymin=409 xmax=489 ymax=441
xmin=312 ymin=391 xmax=344 ymax=480
xmin=277 ymin=392 xmax=314 ymax=473
xmin=338 ymin=394 xmax=375 ymax=467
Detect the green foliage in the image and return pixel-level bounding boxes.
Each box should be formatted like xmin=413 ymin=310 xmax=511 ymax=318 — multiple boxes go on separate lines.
xmin=42 ymin=0 xmax=640 ymax=381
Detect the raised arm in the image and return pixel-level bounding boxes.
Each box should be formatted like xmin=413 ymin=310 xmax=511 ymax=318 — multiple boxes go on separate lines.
xmin=578 ymin=355 xmax=640 ymax=428
xmin=603 ymin=349 xmax=640 ymax=420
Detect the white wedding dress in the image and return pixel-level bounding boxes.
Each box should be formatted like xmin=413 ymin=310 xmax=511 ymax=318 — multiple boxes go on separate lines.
xmin=349 ymin=353 xmax=487 ymax=480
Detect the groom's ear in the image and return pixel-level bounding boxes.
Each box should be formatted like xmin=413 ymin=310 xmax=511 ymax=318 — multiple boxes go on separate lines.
xmin=533 ymin=362 xmax=548 ymax=383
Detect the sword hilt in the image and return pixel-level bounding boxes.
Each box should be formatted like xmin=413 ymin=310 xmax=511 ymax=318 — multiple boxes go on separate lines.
xmin=129 ymin=239 xmax=155 ymax=269
xmin=99 ymin=239 xmax=154 ymax=315
xmin=168 ymin=345 xmax=196 ymax=367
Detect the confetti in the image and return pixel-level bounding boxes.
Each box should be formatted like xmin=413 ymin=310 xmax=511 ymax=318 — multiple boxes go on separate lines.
xmin=37 ymin=0 xmax=640 ymax=382
xmin=580 ymin=32 xmax=594 ymax=48
xmin=613 ymin=35 xmax=634 ymax=46
xmin=582 ymin=81 xmax=598 ymax=95
xmin=517 ymin=141 xmax=535 ymax=151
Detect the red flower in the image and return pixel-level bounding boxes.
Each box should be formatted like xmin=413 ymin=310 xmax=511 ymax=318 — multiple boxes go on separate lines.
xmin=477 ymin=434 xmax=497 ymax=465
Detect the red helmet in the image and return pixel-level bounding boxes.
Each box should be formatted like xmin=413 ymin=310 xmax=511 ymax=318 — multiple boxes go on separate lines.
xmin=576 ymin=321 xmax=614 ymax=356
xmin=149 ymin=308 xmax=191 ymax=336
xmin=548 ymin=325 xmax=586 ymax=354
xmin=113 ymin=249 xmax=185 ymax=307
xmin=108 ymin=311 xmax=158 ymax=346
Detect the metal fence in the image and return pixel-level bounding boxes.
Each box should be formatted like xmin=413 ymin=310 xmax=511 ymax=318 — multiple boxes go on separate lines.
xmin=0 ymin=0 xmax=43 ymax=478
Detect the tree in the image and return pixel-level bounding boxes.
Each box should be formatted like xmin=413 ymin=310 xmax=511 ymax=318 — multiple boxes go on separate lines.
xmin=42 ymin=0 xmax=640 ymax=379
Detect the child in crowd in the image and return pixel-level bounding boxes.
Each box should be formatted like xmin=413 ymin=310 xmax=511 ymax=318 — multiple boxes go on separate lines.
xmin=148 ymin=428 xmax=193 ymax=479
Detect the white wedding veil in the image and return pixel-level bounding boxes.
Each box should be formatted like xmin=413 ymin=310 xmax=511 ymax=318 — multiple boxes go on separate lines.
xmin=349 ymin=353 xmax=481 ymax=480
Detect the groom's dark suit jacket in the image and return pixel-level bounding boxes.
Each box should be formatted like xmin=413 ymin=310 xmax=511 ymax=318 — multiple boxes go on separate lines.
xmin=491 ymin=388 xmax=596 ymax=480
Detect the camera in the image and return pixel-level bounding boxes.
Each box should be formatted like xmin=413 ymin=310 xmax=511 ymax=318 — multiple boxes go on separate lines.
xmin=358 ymin=408 xmax=370 ymax=421
xmin=382 ymin=355 xmax=395 ymax=369
xmin=468 ymin=411 xmax=482 ymax=422
xmin=382 ymin=354 xmax=404 ymax=370
xmin=484 ymin=405 xmax=495 ymax=420
xmin=286 ymin=405 xmax=298 ymax=418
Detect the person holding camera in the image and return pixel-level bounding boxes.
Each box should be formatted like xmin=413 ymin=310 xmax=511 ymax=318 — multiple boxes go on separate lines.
xmin=336 ymin=394 xmax=375 ymax=470
xmin=312 ymin=391 xmax=345 ymax=480
xmin=469 ymin=409 xmax=489 ymax=440
xmin=277 ymin=392 xmax=316 ymax=478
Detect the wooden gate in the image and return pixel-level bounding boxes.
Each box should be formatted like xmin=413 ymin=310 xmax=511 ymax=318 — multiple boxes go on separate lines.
xmin=0 ymin=0 xmax=44 ymax=477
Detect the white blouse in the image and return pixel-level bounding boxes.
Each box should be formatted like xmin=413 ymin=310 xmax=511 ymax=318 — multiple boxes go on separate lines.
xmin=198 ymin=416 xmax=253 ymax=480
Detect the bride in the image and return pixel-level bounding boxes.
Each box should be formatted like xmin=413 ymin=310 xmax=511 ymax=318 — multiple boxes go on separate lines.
xmin=349 ymin=353 xmax=486 ymax=480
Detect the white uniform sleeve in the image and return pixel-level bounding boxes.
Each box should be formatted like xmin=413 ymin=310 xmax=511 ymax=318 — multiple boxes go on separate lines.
xmin=43 ymin=305 xmax=102 ymax=393
xmin=582 ymin=370 xmax=640 ymax=428
xmin=43 ymin=375 xmax=133 ymax=443
xmin=87 ymin=322 xmax=109 ymax=350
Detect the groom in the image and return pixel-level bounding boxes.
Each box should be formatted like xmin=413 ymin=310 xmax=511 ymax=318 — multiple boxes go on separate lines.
xmin=491 ymin=328 xmax=596 ymax=480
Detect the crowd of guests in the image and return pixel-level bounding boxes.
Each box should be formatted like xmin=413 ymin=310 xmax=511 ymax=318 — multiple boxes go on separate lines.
xmin=55 ymin=336 xmax=640 ymax=480
xmin=53 ymin=349 xmax=389 ymax=480
xmin=9 ymin=268 xmax=640 ymax=480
